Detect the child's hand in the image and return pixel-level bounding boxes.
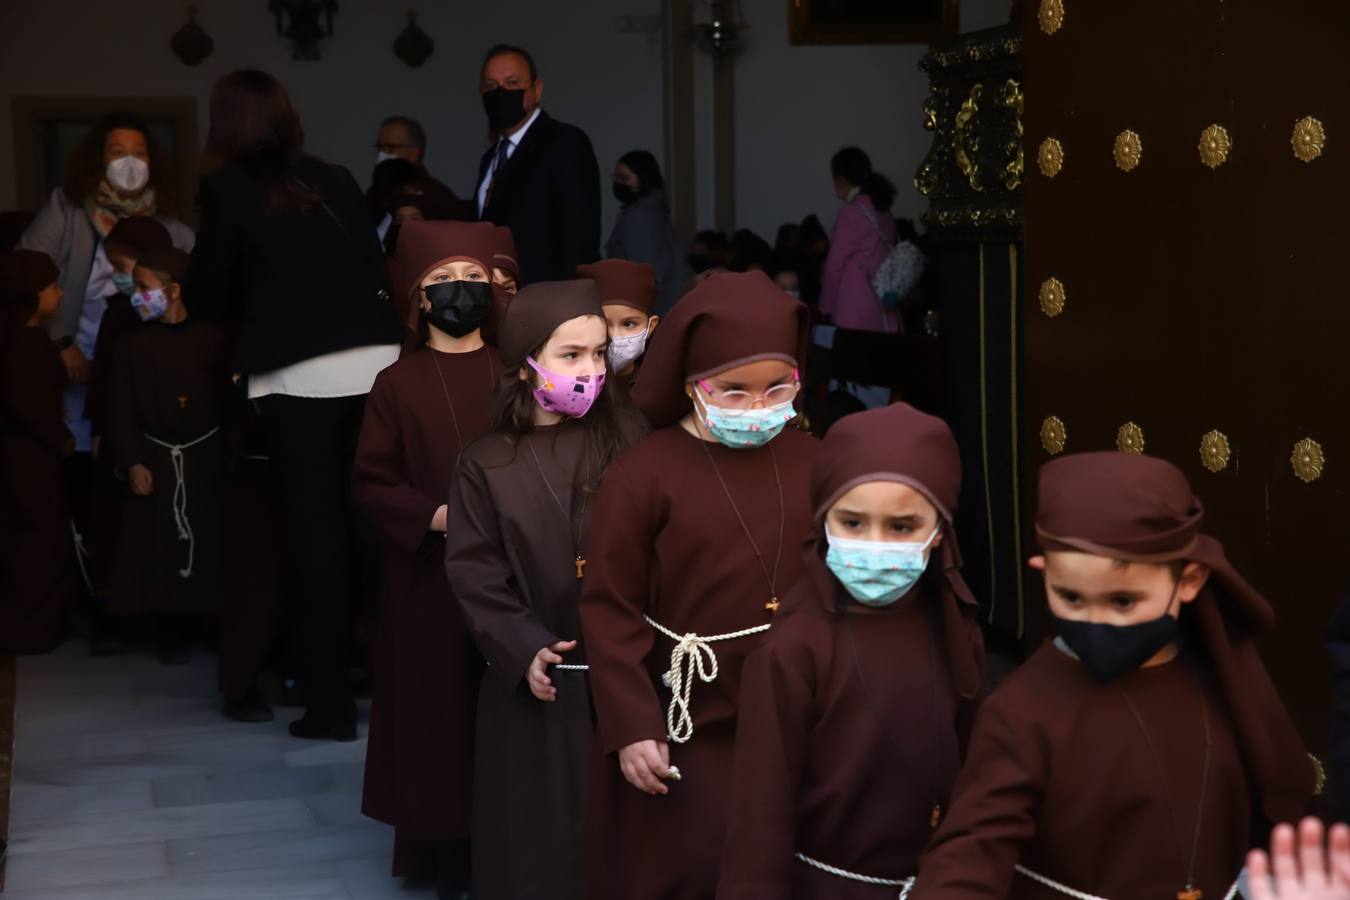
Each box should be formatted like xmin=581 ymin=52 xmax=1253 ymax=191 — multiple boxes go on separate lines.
xmin=1248 ymin=817 xmax=1350 ymax=900
xmin=430 ymin=504 xmax=448 ymax=532
xmin=59 ymin=345 xmax=90 ymax=384
xmin=619 ymin=739 xmax=674 ymax=796
xmin=129 ymin=464 xmax=154 ymax=496
xmin=527 ymin=640 xmax=576 ymax=701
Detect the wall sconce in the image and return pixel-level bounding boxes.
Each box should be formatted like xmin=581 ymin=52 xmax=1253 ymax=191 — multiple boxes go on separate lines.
xmin=692 ymin=0 xmax=747 ymax=65
xmin=269 ymin=0 xmax=338 ymax=61
xmin=170 ymin=6 xmax=215 ymax=67
xmin=394 ymin=10 xmax=434 ymax=68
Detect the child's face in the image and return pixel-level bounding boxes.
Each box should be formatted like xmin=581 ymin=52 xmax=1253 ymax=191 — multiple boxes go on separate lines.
xmin=492 ymin=267 xmax=518 ymax=295
xmin=35 ymin=281 xmax=62 ymax=320
xmin=524 ymin=314 xmax=608 ymax=381
xmin=132 ymin=265 xmax=181 ymax=303
xmin=826 ymin=481 xmax=943 ymax=546
xmin=420 ymin=260 xmax=489 ymax=313
xmin=602 ymin=303 xmax=657 ymax=339
xmin=106 ymin=245 xmax=136 ymax=274
xmin=1031 ymin=551 xmax=1210 ymax=626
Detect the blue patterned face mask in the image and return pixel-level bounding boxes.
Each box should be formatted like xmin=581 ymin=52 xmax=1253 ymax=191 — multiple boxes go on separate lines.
xmin=111 ymin=272 xmax=136 ymax=296
xmin=130 ymin=288 xmax=169 ymax=322
xmin=692 ymin=376 xmax=799 ymax=449
xmin=825 ymin=527 xmax=939 ymax=607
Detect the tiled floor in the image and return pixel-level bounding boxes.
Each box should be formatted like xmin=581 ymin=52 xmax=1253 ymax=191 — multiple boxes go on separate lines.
xmin=4 ymin=642 xmax=435 ymax=899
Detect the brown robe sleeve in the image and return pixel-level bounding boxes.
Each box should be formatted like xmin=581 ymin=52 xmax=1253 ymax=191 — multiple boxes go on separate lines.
xmin=913 ymin=694 xmax=1045 ymax=899
xmin=718 ymin=637 xmax=815 ymax=899
xmin=445 ymin=451 xmax=562 ymax=696
xmin=2 ymin=333 xmax=70 ymax=456
xmin=106 ymin=331 xmax=145 ymax=472
xmin=351 ymin=373 xmax=439 ymax=554
xmin=579 ymin=458 xmax=668 ymax=754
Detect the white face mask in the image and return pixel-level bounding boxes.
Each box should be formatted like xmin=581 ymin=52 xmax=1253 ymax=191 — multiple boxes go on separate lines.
xmin=375 ymin=150 xmax=400 ymax=165
xmin=106 ymin=155 xmax=149 ymax=193
xmin=607 ymin=326 xmax=650 ymax=371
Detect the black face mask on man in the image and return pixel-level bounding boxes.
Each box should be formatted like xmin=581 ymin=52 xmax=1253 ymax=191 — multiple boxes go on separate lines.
xmin=422 ymin=280 xmax=494 ymax=338
xmin=482 ymin=88 xmax=528 ymax=132
xmin=1053 ymin=585 xmax=1182 ymax=682
xmin=612 ymin=183 xmax=637 ymax=206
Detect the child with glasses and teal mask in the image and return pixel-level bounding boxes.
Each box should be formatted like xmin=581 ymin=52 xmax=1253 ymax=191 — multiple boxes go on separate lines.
xmin=579 ymin=271 xmax=821 ymax=899
xmin=718 ymin=402 xmax=985 ymax=899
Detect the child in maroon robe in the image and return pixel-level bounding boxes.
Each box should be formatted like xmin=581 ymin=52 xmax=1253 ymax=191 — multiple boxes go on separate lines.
xmin=84 ymin=215 xmax=174 ymax=652
xmin=580 ymin=271 xmax=820 ymax=899
xmin=353 ymin=220 xmax=505 ymax=896
xmin=107 ymin=247 xmax=229 ymax=664
xmin=444 ymin=279 xmax=646 ymax=900
xmin=719 ymin=402 xmax=984 ymax=899
xmin=915 ymin=452 xmax=1316 ymax=900
xmin=577 ymin=258 xmax=660 ymax=388
xmin=0 ymin=249 xmax=72 ymax=652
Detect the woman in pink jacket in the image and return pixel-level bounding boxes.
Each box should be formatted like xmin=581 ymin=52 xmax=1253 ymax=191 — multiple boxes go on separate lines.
xmin=820 ymin=147 xmax=899 ymax=333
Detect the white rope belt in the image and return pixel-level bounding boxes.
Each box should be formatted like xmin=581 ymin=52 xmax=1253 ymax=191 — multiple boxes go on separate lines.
xmin=144 ymin=427 xmax=220 ymax=579
xmin=1013 ymin=865 xmax=1241 ymax=900
xmin=644 ymin=615 xmax=771 ymax=744
xmin=795 ymin=852 xmax=914 ymax=897
xmin=70 ymin=522 xmax=94 ymax=595
xmin=552 ymin=664 xmax=590 ymax=671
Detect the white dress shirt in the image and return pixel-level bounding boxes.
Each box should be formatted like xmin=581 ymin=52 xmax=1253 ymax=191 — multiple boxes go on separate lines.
xmin=476 ymin=106 xmax=543 ymax=216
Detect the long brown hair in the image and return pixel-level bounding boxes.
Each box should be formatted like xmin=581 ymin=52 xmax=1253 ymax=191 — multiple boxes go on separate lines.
xmin=202 ymin=69 xmax=321 ymax=215
xmin=63 ymin=111 xmax=174 ymax=212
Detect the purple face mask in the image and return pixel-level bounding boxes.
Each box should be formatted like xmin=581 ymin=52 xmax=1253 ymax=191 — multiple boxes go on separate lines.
xmin=526 ymin=356 xmax=605 ymax=418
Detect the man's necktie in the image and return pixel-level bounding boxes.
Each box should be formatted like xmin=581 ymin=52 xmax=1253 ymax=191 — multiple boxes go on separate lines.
xmin=486 ymin=139 xmax=510 ymax=208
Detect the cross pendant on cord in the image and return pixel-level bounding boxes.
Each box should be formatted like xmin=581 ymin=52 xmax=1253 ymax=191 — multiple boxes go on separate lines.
xmin=575 ymin=557 xmax=587 ymax=580
xmin=1177 ymin=888 xmax=1203 ymax=900
xmin=765 ymin=597 xmax=780 ymax=613
xmin=177 ymin=395 xmax=189 ymax=409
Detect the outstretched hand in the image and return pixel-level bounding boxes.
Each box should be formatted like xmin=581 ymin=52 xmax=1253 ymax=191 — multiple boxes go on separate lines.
xmin=1248 ymin=818 xmax=1350 ymax=900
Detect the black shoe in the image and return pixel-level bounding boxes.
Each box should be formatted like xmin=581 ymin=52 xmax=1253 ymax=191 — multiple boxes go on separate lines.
xmin=223 ymin=688 xmax=275 ymax=723
xmin=89 ymin=614 xmax=123 ymax=657
xmin=288 ymin=712 xmax=357 ymax=742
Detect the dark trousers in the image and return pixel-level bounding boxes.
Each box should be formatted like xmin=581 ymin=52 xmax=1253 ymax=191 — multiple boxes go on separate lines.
xmin=258 ymin=393 xmax=378 ymax=721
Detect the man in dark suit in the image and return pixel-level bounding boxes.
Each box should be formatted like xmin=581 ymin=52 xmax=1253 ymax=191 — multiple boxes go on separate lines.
xmin=475 ymin=44 xmax=601 ymax=285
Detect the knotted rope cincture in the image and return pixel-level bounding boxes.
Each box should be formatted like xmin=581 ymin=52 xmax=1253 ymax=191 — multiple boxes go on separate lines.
xmin=795 ymin=852 xmax=914 ymax=896
xmin=144 ymin=427 xmax=219 ymax=579
xmin=1013 ymin=865 xmax=1240 ymax=900
xmin=644 ymin=615 xmax=771 ymax=744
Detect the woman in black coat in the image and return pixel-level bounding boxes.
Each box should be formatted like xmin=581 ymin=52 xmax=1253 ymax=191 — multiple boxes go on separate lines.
xmin=186 ymin=70 xmax=402 ymax=740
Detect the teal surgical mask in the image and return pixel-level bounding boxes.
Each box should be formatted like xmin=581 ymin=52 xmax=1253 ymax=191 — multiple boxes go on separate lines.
xmin=825 ymin=526 xmax=939 ymax=607
xmin=695 ymin=395 xmax=795 ymax=448
xmin=111 ymin=272 xmax=136 ymax=296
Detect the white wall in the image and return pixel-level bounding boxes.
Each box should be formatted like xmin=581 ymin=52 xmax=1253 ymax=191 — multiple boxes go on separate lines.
xmin=0 ymin=0 xmax=666 ymax=232
xmin=0 ymin=0 xmax=1011 ymax=245
xmin=723 ymin=0 xmax=1013 ymax=238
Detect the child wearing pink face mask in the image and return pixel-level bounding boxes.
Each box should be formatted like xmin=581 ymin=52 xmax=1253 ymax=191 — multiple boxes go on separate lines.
xmin=443 ymin=277 xmax=647 ymax=900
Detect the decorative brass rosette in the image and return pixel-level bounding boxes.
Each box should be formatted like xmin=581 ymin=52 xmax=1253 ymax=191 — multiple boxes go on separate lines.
xmin=1116 ymin=422 xmax=1145 ymax=455
xmin=1038 ymin=0 xmax=1065 ymax=35
xmin=1292 ymin=116 xmax=1326 ymax=163
xmin=1113 ymin=130 xmax=1142 ymax=172
xmin=1038 ymin=277 xmax=1065 ymax=317
xmin=1199 ymin=124 xmax=1232 ymax=169
xmin=1199 ymin=430 xmax=1231 ymax=473
xmin=1038 ymin=137 xmax=1064 ymax=178
xmin=1040 ymin=416 xmax=1067 ymax=455
xmin=1292 ymin=437 xmax=1325 ymax=483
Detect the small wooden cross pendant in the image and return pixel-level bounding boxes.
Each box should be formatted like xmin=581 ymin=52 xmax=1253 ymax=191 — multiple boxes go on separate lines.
xmin=765 ymin=597 xmax=780 ymax=613
xmin=1177 ymin=887 xmax=1203 ymax=900
xmin=177 ymin=395 xmax=189 ymax=409
xmin=575 ymin=556 xmax=587 ymax=580
xmin=930 ymin=804 xmax=942 ymax=828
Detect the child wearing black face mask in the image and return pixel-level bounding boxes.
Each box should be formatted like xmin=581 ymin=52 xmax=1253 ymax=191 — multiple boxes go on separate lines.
xmin=913 ymin=452 xmax=1317 ymax=900
xmin=351 ymin=219 xmax=503 ymax=898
